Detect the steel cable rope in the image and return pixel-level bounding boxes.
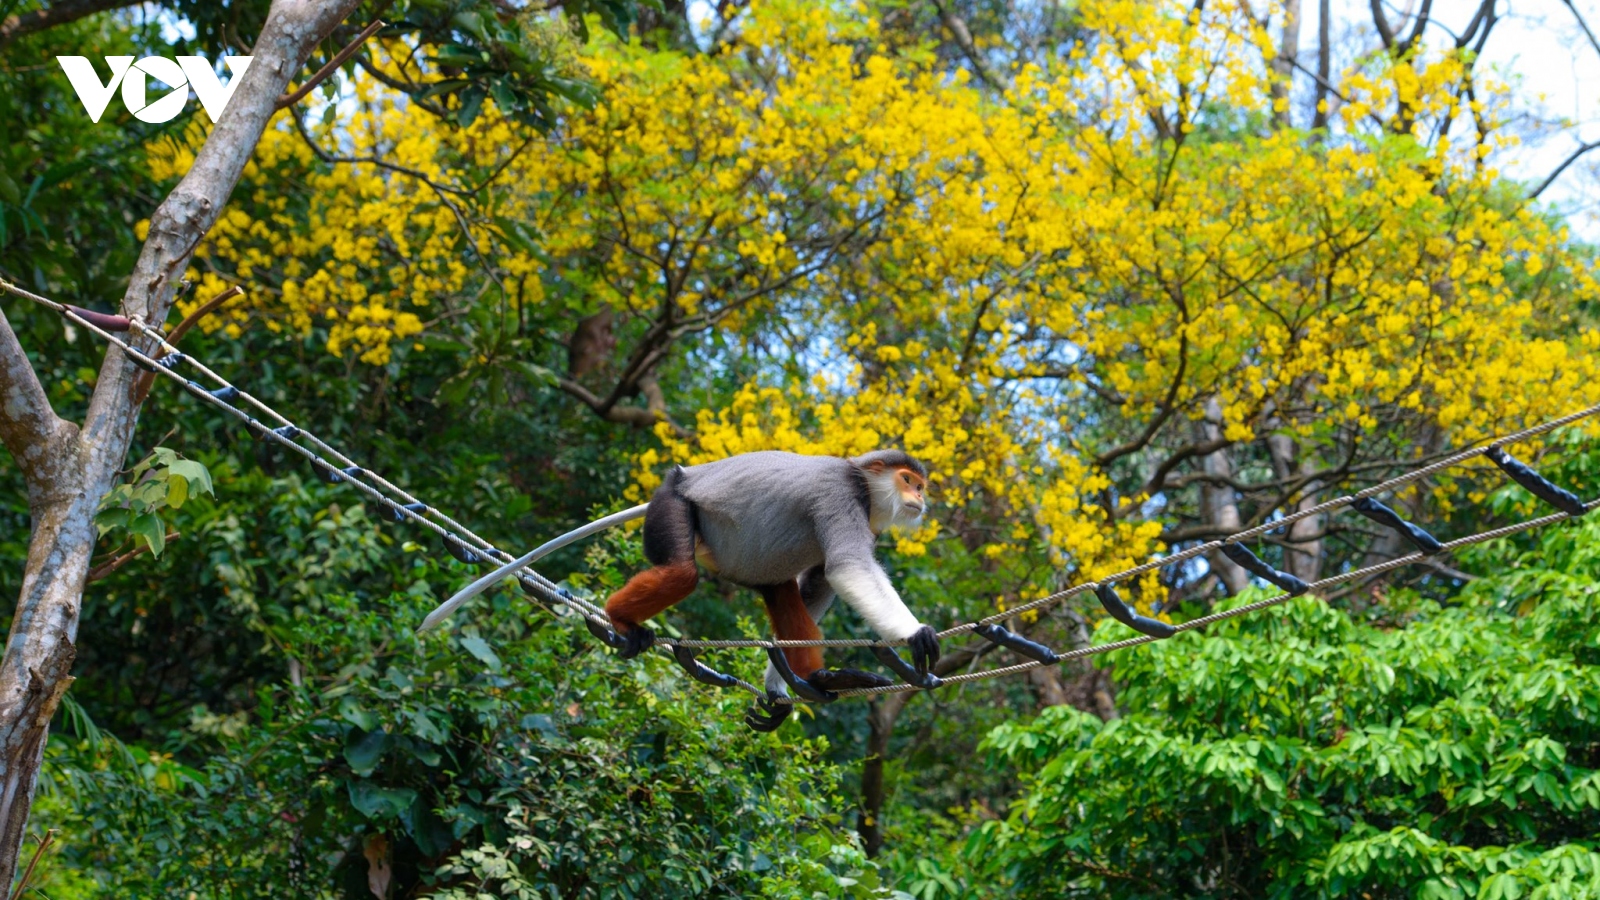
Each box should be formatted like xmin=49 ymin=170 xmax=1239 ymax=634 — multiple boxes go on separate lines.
xmin=0 ymin=279 xmax=766 ymax=701
xmin=4 ymin=279 xmax=1595 ymax=706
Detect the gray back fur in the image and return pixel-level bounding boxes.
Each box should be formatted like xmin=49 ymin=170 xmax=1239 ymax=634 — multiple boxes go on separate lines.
xmin=675 ymin=450 xmax=880 ymax=586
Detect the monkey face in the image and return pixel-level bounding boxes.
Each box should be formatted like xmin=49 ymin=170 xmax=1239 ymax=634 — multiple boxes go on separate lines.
xmin=894 ymin=467 xmax=927 ymax=517
xmin=864 ymin=464 xmax=930 ymax=533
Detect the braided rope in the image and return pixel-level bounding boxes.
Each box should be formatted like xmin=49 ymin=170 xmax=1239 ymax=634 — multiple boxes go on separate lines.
xmin=5 ymin=279 xmax=1593 ymax=707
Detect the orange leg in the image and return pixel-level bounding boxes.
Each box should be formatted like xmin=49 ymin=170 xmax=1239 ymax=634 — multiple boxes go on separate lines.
xmin=762 ymin=579 xmax=824 ymax=679
xmin=606 ymin=560 xmax=698 ymax=633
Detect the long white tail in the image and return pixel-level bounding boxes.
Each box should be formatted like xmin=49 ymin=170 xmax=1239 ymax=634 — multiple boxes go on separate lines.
xmin=416 ymin=503 xmax=650 ymax=634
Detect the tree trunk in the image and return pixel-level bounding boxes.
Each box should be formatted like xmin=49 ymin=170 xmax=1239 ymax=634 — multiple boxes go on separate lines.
xmin=1199 ymin=400 xmax=1251 ymax=594
xmin=1267 ymin=434 xmax=1324 ymax=584
xmin=858 ymin=695 xmax=905 ymax=857
xmin=1311 ymin=0 xmax=1332 ymax=132
xmin=856 ymin=641 xmax=991 ymax=856
xmin=0 ymin=1 xmax=362 ymax=883
xmin=1270 ymin=0 xmax=1303 ymax=129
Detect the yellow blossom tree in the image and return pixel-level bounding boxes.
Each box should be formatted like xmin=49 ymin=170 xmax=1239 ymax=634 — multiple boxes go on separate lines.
xmin=172 ymin=0 xmax=1598 ymax=650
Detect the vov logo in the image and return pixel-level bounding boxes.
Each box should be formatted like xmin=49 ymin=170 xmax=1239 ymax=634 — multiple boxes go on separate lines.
xmin=56 ymin=55 xmax=252 ymax=124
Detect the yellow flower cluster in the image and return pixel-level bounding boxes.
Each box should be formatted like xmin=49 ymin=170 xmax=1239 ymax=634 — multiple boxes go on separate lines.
xmin=152 ymin=0 xmax=1597 ymax=616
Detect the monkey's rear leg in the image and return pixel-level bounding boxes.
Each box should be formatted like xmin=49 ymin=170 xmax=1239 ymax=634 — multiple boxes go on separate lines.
xmin=604 ymin=469 xmax=699 ymax=659
xmin=604 ymin=562 xmax=697 ymax=658
xmin=761 ymin=580 xmax=892 ymax=693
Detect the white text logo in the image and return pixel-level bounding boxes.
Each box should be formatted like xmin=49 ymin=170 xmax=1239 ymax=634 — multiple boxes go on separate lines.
xmin=56 ymin=55 xmax=252 ymax=123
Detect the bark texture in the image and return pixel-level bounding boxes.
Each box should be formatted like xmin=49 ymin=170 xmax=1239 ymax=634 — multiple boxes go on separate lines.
xmin=0 ymin=0 xmax=362 ymax=883
xmin=1198 ymin=400 xmax=1251 ymax=594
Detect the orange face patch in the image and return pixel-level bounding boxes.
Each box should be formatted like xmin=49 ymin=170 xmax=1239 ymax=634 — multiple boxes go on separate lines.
xmin=895 ymin=467 xmax=926 ymax=507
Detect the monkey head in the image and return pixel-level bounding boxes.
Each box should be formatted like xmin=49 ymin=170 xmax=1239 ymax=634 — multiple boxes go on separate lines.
xmin=852 ymin=449 xmax=930 ymax=534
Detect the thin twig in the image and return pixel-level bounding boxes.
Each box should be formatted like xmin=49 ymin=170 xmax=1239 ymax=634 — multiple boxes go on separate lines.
xmin=1528 ymin=139 xmax=1600 ymax=201
xmin=9 ymin=828 xmax=54 ymax=900
xmin=86 ymin=532 xmax=181 ymax=583
xmin=133 ymin=285 xmax=244 ymax=404
xmin=275 ymin=19 xmax=387 ymax=110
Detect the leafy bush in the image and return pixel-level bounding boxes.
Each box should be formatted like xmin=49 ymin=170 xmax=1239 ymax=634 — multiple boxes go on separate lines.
xmin=962 ymin=515 xmax=1600 ymax=899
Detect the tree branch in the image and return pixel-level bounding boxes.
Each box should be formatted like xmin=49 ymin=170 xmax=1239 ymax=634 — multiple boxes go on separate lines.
xmin=1311 ymin=0 xmax=1331 ymax=131
xmin=1562 ymin=0 xmax=1600 ymax=61
xmin=0 ymin=302 xmax=69 ymax=492
xmin=85 ymin=532 xmax=180 ymax=583
xmin=555 ymin=376 xmax=689 ymax=438
xmin=0 ymin=0 xmax=139 ymax=48
xmin=1095 ymin=333 xmax=1188 ymax=468
xmin=1529 ymin=139 xmax=1600 ymax=201
xmin=930 ymin=1 xmax=1007 ymax=92
xmin=1140 ymin=436 xmax=1230 ymax=499
xmin=1369 ymin=0 xmax=1396 ymax=48
xmin=275 ymin=18 xmax=387 ymax=110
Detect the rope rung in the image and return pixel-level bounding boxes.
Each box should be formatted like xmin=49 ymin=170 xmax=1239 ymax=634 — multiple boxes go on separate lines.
xmin=671 ymin=644 xmax=741 ymax=689
xmin=1486 ymin=447 xmax=1587 ymax=517
xmin=442 ymin=536 xmax=484 ymax=564
xmin=390 ymin=501 xmax=427 ymax=522
xmin=1351 ymin=496 xmax=1444 ymax=555
xmin=973 ymin=622 xmax=1064 ymax=662
xmin=1093 ymin=584 xmax=1178 ymax=638
xmin=319 ymin=464 xmax=361 ymax=485
xmin=1220 ymin=543 xmax=1310 ymax=596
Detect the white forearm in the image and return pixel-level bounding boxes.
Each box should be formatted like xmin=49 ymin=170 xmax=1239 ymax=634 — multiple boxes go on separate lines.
xmin=827 ymin=564 xmax=921 ymax=641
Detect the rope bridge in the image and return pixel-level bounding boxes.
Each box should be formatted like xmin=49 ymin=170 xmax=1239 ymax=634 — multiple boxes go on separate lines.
xmin=5 ymin=278 xmax=1594 ymax=706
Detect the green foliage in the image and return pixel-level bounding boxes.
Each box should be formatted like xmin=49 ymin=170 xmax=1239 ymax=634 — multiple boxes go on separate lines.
xmin=960 ymin=514 xmax=1600 ymax=899
xmin=3 ymin=3 xmax=1598 ymax=898
xmin=409 ymin=2 xmax=604 ymax=130
xmin=94 ymin=448 xmax=214 ymax=557
xmin=45 ymin=493 xmax=892 ymax=898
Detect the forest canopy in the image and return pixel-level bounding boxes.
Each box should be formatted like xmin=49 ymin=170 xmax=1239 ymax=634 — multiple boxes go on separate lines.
xmin=0 ymin=0 xmax=1597 ymax=897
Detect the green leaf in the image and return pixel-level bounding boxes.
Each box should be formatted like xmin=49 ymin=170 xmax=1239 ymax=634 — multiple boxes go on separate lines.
xmin=456 ymin=84 xmax=486 ymax=128
xmin=339 ymin=696 xmax=380 ymax=732
xmin=166 ymin=473 xmax=189 ymax=510
xmin=460 ymin=635 xmax=502 ymax=672
xmin=94 ymin=506 xmax=129 ymax=538
xmin=490 ymin=79 xmax=517 ymax=115
xmin=347 ymin=780 xmax=416 ymax=820
xmin=167 ymin=460 xmax=213 ymax=496
xmin=408 ymin=710 xmax=449 ymax=745
xmin=449 ymin=11 xmax=490 ymax=43
xmin=409 ymin=794 xmax=453 ymax=858
xmin=128 ymin=512 xmax=166 ymax=557
xmin=344 ymin=728 xmax=388 ymax=776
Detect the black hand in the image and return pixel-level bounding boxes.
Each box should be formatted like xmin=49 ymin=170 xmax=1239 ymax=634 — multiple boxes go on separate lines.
xmin=618 ymin=624 xmax=655 ymax=660
xmin=744 ymin=693 xmax=792 ymax=732
xmin=907 ymin=625 xmax=940 ymax=676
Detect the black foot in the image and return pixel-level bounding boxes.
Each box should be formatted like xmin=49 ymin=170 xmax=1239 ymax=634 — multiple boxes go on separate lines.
xmin=765 ymin=647 xmax=837 ymax=702
xmin=618 ymin=624 xmax=655 ymax=660
xmin=671 ymin=644 xmax=739 ymax=689
xmin=808 ymin=668 xmax=896 ymax=691
xmin=584 ymin=616 xmax=628 ymax=650
xmin=745 ymin=692 xmax=792 ymax=732
xmin=907 ymin=625 xmax=941 ymax=676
